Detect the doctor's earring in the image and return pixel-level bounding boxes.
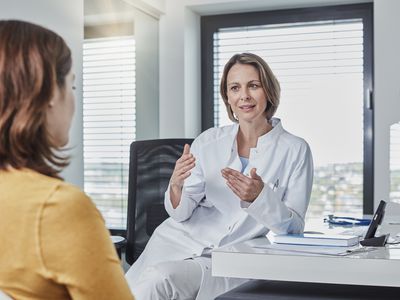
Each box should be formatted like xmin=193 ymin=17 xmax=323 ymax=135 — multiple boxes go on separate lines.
xmin=230 ymin=107 xmax=239 ymax=121
xmin=233 ymin=112 xmax=239 ymax=122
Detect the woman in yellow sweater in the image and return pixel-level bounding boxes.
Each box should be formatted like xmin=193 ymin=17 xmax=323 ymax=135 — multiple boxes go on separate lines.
xmin=0 ymin=20 xmax=134 ymax=300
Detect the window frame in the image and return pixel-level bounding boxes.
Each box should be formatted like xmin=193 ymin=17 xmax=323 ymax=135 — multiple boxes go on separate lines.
xmin=200 ymin=3 xmax=374 ymax=214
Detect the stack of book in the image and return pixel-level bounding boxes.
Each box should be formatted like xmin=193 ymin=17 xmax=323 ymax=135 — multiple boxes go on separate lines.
xmin=272 ymin=233 xmax=360 ymax=247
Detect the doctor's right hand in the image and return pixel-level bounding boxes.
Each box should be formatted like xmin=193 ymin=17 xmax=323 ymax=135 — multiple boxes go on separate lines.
xmin=169 ymin=144 xmax=196 ymax=208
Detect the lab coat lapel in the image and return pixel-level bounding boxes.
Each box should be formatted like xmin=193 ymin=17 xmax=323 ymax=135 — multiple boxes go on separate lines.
xmin=203 ymin=127 xmax=243 ymax=216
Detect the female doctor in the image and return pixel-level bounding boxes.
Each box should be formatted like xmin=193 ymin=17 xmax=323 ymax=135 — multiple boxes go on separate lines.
xmin=125 ymin=52 xmax=314 ymax=299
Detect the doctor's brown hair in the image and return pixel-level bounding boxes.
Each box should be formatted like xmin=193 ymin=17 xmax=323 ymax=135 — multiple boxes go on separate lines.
xmin=220 ymin=53 xmax=280 ymax=122
xmin=0 ymin=20 xmax=72 ymax=178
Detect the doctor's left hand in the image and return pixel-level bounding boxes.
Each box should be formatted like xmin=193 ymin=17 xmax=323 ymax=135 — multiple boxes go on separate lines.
xmin=221 ymin=167 xmax=264 ymax=202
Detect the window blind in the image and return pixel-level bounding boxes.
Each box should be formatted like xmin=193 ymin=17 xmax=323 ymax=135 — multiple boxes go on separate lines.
xmin=390 ymin=122 xmax=400 ymax=203
xmin=213 ymin=19 xmax=365 ymax=218
xmin=83 ymin=36 xmax=136 ymax=229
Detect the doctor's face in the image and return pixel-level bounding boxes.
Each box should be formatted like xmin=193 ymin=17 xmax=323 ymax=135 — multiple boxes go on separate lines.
xmin=226 ymin=63 xmax=268 ymax=124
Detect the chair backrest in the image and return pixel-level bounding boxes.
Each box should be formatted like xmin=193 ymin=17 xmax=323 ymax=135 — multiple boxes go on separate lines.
xmin=125 ymin=138 xmax=194 ymax=265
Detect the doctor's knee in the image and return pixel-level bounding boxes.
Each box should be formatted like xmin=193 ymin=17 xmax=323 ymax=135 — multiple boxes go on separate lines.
xmin=135 ymin=264 xmax=176 ymax=298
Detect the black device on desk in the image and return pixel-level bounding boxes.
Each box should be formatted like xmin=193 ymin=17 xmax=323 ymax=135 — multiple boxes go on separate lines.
xmin=360 ymin=200 xmax=389 ymax=247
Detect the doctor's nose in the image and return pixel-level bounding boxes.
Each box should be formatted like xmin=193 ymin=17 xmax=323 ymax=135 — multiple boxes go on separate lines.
xmin=240 ymin=90 xmax=251 ymax=101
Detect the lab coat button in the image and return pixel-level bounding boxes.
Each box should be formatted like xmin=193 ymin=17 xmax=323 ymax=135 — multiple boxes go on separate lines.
xmin=209 ymin=244 xmax=214 ymax=248
xmin=192 ymin=253 xmax=197 ymax=257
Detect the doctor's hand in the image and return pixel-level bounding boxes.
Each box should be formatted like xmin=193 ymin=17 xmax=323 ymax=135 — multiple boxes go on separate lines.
xmin=221 ymin=167 xmax=264 ymax=203
xmin=169 ymin=144 xmax=196 ymax=208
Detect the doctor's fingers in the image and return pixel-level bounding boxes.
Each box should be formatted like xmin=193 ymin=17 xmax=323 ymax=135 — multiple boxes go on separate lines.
xmin=226 ymin=178 xmax=263 ymax=202
xmin=226 ymin=176 xmax=253 ymax=193
xmin=176 ymin=153 xmax=195 ymax=166
xmin=227 ymin=174 xmax=264 ymax=193
xmin=176 ymin=170 xmax=192 ymax=181
xmin=222 ymin=170 xmax=253 ymax=185
xmin=175 ymin=161 xmax=196 ymax=175
xmin=222 ymin=168 xmax=250 ymax=180
xmin=226 ymin=180 xmax=244 ymax=199
xmin=175 ymin=157 xmax=195 ymax=170
xmin=170 ymin=165 xmax=192 ymax=186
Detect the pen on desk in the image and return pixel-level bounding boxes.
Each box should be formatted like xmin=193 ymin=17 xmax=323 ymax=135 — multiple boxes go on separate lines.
xmin=345 ymin=248 xmax=370 ymax=255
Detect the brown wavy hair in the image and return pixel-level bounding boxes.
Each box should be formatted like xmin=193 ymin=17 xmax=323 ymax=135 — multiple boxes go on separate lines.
xmin=220 ymin=53 xmax=280 ymax=122
xmin=0 ymin=20 xmax=72 ymax=178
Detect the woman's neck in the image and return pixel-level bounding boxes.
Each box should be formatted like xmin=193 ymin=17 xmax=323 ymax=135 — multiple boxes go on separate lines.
xmin=237 ymin=119 xmax=272 ymax=157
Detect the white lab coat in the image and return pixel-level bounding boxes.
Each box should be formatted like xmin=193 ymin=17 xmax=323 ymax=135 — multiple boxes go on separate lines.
xmin=126 ymin=118 xmax=314 ymax=299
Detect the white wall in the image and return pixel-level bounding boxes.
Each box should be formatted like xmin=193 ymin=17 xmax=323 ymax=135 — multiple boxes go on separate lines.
xmin=374 ymin=0 xmax=400 ymax=208
xmin=159 ymin=0 xmax=399 ymax=209
xmin=134 ymin=8 xmax=160 ymax=140
xmin=183 ymin=8 xmax=201 ymax=138
xmin=159 ymin=1 xmax=186 ymax=137
xmin=0 ymin=0 xmax=84 ymax=187
xmin=158 ymin=0 xmax=202 ymax=138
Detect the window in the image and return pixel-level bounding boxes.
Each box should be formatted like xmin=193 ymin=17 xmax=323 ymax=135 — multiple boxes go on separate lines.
xmin=83 ymin=36 xmax=136 ymax=229
xmin=390 ymin=122 xmax=400 ymax=203
xmin=201 ymin=4 xmax=373 ymax=216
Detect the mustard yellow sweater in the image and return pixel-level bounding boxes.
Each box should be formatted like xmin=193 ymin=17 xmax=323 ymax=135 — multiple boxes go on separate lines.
xmin=0 ymin=168 xmax=134 ymax=300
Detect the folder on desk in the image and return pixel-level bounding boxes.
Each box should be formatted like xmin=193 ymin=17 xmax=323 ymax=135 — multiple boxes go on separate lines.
xmin=272 ymin=233 xmax=360 ymax=247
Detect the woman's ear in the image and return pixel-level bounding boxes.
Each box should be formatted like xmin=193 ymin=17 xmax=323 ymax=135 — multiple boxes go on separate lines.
xmin=48 ymin=84 xmax=62 ymax=108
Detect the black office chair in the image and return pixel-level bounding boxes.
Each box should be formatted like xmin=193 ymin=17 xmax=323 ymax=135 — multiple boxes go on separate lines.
xmin=125 ymin=138 xmax=194 ymax=265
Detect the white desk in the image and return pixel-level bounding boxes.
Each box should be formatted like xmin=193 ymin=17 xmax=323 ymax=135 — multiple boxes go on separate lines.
xmin=212 ymin=236 xmax=400 ymax=287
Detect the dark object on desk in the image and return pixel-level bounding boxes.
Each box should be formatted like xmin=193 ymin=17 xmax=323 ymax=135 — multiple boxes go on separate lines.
xmin=125 ymin=138 xmax=194 ymax=265
xmin=111 ymin=235 xmax=126 ymax=259
xmin=360 ymin=200 xmax=389 ymax=247
xmin=215 ymin=280 xmax=400 ymax=300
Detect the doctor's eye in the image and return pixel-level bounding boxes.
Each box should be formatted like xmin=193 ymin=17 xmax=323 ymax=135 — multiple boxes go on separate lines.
xmin=230 ymin=86 xmax=239 ymax=92
xmin=249 ymin=83 xmax=260 ymax=89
